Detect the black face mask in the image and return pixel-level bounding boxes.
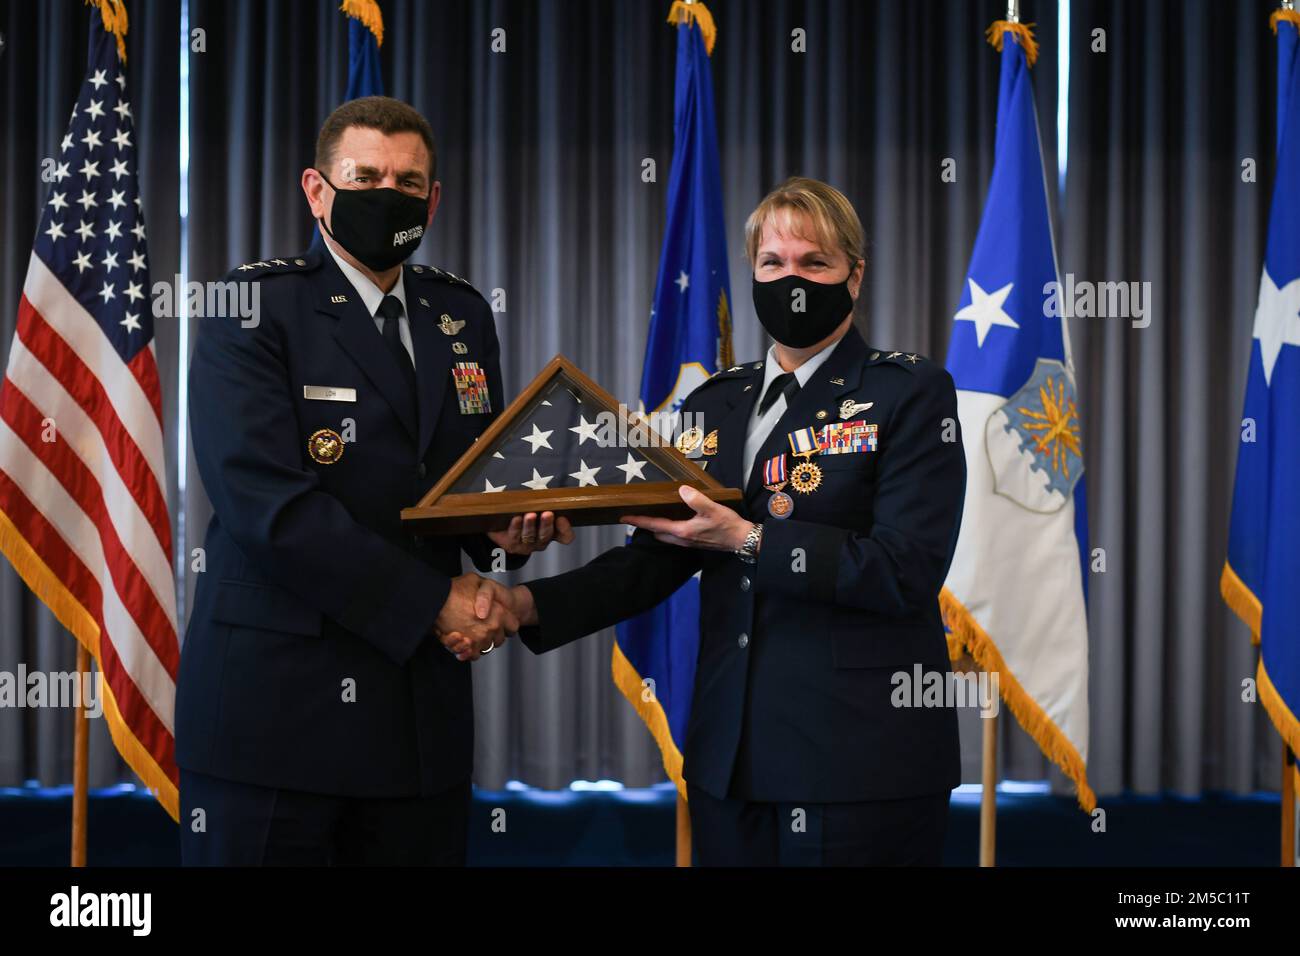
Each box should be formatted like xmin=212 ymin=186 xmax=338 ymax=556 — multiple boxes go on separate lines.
xmin=317 ymin=171 xmax=430 ymax=272
xmin=751 ymin=273 xmax=855 ymax=348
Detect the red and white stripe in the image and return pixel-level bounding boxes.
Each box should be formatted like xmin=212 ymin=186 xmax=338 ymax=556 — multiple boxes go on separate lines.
xmin=0 ymin=252 xmax=178 ymax=786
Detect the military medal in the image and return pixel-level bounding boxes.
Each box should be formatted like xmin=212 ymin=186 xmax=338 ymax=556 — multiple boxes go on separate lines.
xmin=820 ymin=419 xmax=879 ymax=454
xmin=452 ymin=362 xmax=491 ymax=414
xmin=675 ymin=426 xmax=704 ymax=457
xmin=787 ymin=426 xmax=823 ymax=494
xmin=762 ymin=454 xmax=794 ymax=518
xmin=702 ymin=429 xmax=719 ymax=456
xmin=307 ymin=428 xmax=344 ymax=464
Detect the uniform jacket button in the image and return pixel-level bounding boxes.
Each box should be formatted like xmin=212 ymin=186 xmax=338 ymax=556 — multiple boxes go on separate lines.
xmin=738 ymin=633 xmax=749 ymax=649
xmin=739 ymin=575 xmax=751 ymax=591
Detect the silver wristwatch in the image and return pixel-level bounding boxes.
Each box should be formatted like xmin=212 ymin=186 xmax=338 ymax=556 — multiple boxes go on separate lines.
xmin=735 ymin=522 xmax=763 ymax=564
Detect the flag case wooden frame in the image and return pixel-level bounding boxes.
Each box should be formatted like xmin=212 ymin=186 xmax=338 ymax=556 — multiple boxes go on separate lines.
xmin=401 ymin=355 xmax=742 ymax=535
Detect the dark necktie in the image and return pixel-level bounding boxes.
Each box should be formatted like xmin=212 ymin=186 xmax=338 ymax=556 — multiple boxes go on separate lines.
xmin=757 ymin=370 xmax=800 ymax=418
xmin=376 ymin=294 xmax=416 ymax=394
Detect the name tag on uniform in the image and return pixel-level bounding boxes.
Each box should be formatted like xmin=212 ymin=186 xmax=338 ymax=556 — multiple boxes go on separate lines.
xmin=303 ymin=385 xmax=357 ymax=403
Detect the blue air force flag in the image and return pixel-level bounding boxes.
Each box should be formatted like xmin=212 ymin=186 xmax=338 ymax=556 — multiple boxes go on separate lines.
xmin=1222 ymin=12 xmax=1300 ymax=758
xmin=613 ymin=2 xmax=732 ymax=793
xmin=941 ymin=24 xmax=1094 ymax=811
xmin=342 ymin=0 xmax=384 ymax=100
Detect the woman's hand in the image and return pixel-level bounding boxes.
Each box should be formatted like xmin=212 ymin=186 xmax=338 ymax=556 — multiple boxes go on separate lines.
xmin=622 ymin=485 xmax=754 ymax=552
xmin=487 ymin=511 xmax=575 ymax=555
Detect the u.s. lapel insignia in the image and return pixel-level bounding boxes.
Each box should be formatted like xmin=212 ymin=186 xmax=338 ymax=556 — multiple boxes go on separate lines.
xmin=702 ymin=429 xmax=719 ymax=456
xmin=308 ymin=428 xmax=344 ymax=464
xmin=452 ymin=341 xmax=468 ymax=355
xmin=330 ymin=294 xmax=348 ymax=304
xmin=419 ymin=297 xmax=431 ymax=309
xmin=438 ymin=313 xmax=466 ymax=336
xmin=839 ymin=399 xmax=873 ymax=420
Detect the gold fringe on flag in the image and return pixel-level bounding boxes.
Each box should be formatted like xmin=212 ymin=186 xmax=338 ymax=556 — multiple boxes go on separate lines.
xmin=1220 ymin=561 xmax=1262 ymax=646
xmin=0 ymin=508 xmax=179 ymax=821
xmin=1258 ymin=659 xmax=1300 ymax=766
xmin=611 ymin=641 xmax=687 ymax=798
xmin=667 ymin=0 xmax=717 ymax=57
xmin=942 ymin=587 xmax=1097 ymax=812
xmin=341 ymin=0 xmax=384 ymax=47
xmin=1272 ymin=7 xmax=1300 ymax=33
xmin=84 ymin=0 xmax=128 ymax=64
xmin=985 ymin=18 xmax=1039 ymax=68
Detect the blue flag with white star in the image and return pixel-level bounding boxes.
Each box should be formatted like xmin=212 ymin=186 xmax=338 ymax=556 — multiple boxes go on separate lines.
xmin=613 ymin=3 xmax=732 ymax=794
xmin=1223 ymin=14 xmax=1300 ymax=761
xmin=941 ymin=24 xmax=1094 ymax=810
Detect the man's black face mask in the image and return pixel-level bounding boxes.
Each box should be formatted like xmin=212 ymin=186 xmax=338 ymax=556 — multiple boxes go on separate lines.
xmin=316 ymin=170 xmax=430 ymax=272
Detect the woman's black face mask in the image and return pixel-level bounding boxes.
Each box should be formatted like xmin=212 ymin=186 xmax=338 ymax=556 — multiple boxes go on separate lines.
xmin=751 ymin=271 xmax=855 ymax=348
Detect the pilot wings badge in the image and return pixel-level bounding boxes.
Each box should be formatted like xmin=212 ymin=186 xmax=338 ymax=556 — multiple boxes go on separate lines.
xmin=984 ymin=358 xmax=1083 ymax=514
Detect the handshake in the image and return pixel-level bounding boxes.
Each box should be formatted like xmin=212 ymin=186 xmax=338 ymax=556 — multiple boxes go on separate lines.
xmin=433 ymin=572 xmax=538 ymax=662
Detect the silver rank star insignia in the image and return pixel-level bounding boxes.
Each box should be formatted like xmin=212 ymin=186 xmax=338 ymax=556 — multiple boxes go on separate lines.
xmin=438 ymin=313 xmax=466 ymax=336
xmin=839 ymin=399 xmax=873 ymax=420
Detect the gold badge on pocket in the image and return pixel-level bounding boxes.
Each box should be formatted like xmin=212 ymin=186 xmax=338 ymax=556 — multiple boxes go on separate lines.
xmin=308 ymin=428 xmax=344 ymax=464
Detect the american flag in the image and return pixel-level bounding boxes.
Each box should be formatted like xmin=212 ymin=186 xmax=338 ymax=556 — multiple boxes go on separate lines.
xmin=451 ymin=378 xmax=670 ymax=494
xmin=0 ymin=16 xmax=179 ymax=819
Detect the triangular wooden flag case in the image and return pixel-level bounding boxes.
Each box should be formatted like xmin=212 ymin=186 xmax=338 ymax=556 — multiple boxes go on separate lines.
xmin=402 ymin=355 xmax=743 ymax=535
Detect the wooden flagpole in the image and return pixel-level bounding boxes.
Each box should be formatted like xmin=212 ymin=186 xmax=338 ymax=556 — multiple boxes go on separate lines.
xmin=71 ymin=644 xmax=90 ymax=867
xmin=980 ymin=708 xmax=998 ymax=867
xmin=1283 ymin=745 xmax=1296 ymax=867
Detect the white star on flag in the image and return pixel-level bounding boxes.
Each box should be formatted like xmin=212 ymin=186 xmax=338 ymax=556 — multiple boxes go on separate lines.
xmin=569 ymin=460 xmax=601 ymax=487
xmin=675 ymin=270 xmax=689 ymax=293
xmin=483 ymin=478 xmax=506 ymax=493
xmin=521 ymin=468 xmax=553 ymax=490
xmin=616 ymin=452 xmax=648 ymax=483
xmin=954 ymin=278 xmax=1019 ymax=347
xmin=521 ymin=423 xmax=553 ymax=453
xmin=569 ymin=415 xmax=601 ymax=444
xmin=1253 ymin=269 xmax=1300 ymax=386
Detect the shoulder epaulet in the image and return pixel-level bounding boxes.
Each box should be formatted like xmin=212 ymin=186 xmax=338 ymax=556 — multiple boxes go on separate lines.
xmin=866 ymin=348 xmax=931 ymax=372
xmin=706 ymin=360 xmax=765 ymax=382
xmin=408 ymin=263 xmax=484 ymax=299
xmin=227 ymin=254 xmax=318 ymax=279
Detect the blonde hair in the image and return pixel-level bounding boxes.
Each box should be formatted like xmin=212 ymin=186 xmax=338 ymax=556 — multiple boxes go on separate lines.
xmin=744 ymin=176 xmax=865 ymax=269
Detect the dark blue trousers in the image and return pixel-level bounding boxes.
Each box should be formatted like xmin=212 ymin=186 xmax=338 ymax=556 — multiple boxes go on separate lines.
xmin=179 ymin=769 xmax=471 ymax=866
xmin=687 ymin=783 xmax=949 ymax=866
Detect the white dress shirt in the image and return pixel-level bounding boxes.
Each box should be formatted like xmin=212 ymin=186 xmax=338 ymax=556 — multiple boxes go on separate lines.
xmin=741 ymin=337 xmax=841 ymax=485
xmin=324 ymin=238 xmax=416 ymax=368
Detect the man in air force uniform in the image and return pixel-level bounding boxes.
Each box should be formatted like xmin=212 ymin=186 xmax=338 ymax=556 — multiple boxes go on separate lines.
xmin=177 ymin=96 xmax=570 ymax=866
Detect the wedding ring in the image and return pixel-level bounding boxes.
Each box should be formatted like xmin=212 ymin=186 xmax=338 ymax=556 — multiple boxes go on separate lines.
xmin=520 ymin=533 xmax=536 ymax=545
xmin=480 ymin=642 xmax=495 ymax=655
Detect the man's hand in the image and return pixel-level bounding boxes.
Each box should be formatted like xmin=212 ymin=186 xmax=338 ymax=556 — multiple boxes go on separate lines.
xmin=438 ymin=583 xmax=538 ymax=659
xmin=622 ymin=485 xmax=752 ymax=552
xmin=487 ymin=511 xmax=575 ymax=556
xmin=434 ymin=573 xmax=520 ymax=661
